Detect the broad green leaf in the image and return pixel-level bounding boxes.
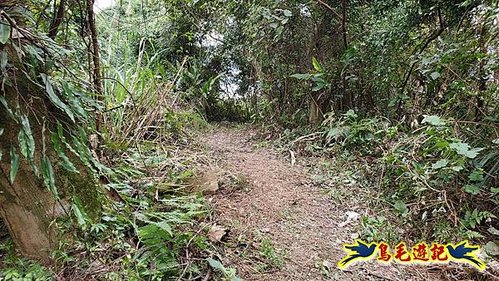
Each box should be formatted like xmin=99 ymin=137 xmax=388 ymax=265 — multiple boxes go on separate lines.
xmin=312 ymin=57 xmax=323 ymax=72
xmin=72 ymin=200 xmax=88 ymax=227
xmin=484 ymin=241 xmax=499 ymax=256
xmin=311 ymin=73 xmax=325 ymax=81
xmin=24 ymin=45 xmax=44 ymax=62
xmin=489 ymin=226 xmax=499 ymax=236
xmin=153 ymin=221 xmax=173 ymax=236
xmin=18 ymin=131 xmax=28 ymax=158
xmin=463 ymin=184 xmax=480 ymax=195
xmin=449 ymin=142 xmax=484 ymax=159
xmin=40 ymin=73 xmax=75 ymax=122
xmin=345 ymin=109 xmax=358 ymax=120
xmin=0 ymin=22 xmax=11 ymax=44
xmin=394 ymin=200 xmax=408 ymax=217
xmin=388 ymin=97 xmax=398 ymax=107
xmin=468 ymin=169 xmax=484 ymax=182
xmin=18 ymin=116 xmax=38 ymax=177
xmin=312 ymin=84 xmax=325 ymax=92
xmin=465 ymin=147 xmax=484 ymax=159
xmin=41 ymin=155 xmax=58 ymax=198
xmin=490 ymin=187 xmax=499 ymax=194
xmin=138 ymin=224 xmax=171 ymax=244
xmin=206 ymin=258 xmax=225 ymax=271
xmin=434 ymin=140 xmax=449 ymax=148
xmin=9 ymin=147 xmax=19 ymax=184
xmin=56 ymin=124 xmax=92 ymax=171
xmin=430 ymin=71 xmax=441 ymax=80
xmin=431 ymin=159 xmax=448 ymax=170
xmin=449 ymin=142 xmax=470 ymax=154
xmin=283 ymin=9 xmax=292 ymax=17
xmin=327 ymin=127 xmax=343 ymax=140
xmin=422 ymin=115 xmax=445 ymax=126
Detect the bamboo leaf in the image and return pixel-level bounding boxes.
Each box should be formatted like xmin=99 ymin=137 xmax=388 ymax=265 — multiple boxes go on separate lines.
xmin=61 ymin=82 xmax=87 ymax=119
xmin=40 ymin=73 xmax=75 ymax=122
xmin=0 ymin=22 xmax=11 ymax=45
xmin=51 ymin=131 xmax=77 ymax=172
xmin=0 ymin=50 xmax=7 ymax=69
xmin=9 ymin=146 xmax=19 ymax=184
xmin=0 ymin=95 xmax=16 ymax=120
xmin=290 ymin=73 xmax=312 ymax=80
xmin=41 ymin=155 xmax=58 ymax=198
xmin=72 ymin=199 xmax=88 ymax=228
xmin=18 ymin=115 xmax=35 ymax=159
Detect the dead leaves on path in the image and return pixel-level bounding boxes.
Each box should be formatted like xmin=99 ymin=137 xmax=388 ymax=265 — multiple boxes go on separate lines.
xmin=207 ymin=224 xmax=228 ymax=243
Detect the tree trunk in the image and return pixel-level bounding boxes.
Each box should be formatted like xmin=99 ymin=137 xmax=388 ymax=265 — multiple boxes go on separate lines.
xmin=48 ymin=0 xmax=66 ymax=39
xmin=0 ymin=75 xmax=101 ymax=264
xmin=0 ymin=162 xmax=59 ymax=263
xmin=0 ymin=1 xmax=103 ymax=264
xmin=87 ymin=0 xmax=104 ymax=132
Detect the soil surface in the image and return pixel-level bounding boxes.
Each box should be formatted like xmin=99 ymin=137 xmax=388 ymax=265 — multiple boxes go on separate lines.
xmin=198 ymin=126 xmax=494 ymax=281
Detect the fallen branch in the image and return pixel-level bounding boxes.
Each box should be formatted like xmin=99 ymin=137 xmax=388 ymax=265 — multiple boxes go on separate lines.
xmin=397 ymin=8 xmax=445 ymax=114
xmin=316 ymin=0 xmax=341 ymax=19
xmin=290 ymin=132 xmax=323 ymax=145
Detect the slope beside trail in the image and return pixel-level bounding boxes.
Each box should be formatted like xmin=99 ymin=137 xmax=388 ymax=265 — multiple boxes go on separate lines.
xmin=197 ymin=125 xmax=446 ymax=281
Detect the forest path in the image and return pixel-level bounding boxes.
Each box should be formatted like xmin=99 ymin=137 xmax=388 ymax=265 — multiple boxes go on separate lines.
xmin=198 ymin=125 xmax=430 ymax=281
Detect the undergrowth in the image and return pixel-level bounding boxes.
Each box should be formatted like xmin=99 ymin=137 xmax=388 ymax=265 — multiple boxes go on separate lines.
xmin=55 ymin=142 xmax=208 ymax=280
xmin=273 ymin=110 xmax=498 ymax=254
xmin=0 ymin=114 xmax=212 ymax=280
xmin=0 ymin=34 xmax=212 ymax=277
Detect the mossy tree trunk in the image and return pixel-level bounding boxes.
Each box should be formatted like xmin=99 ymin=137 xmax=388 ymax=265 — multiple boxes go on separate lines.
xmin=0 ymin=1 xmax=103 ymax=262
xmin=0 ymin=159 xmax=59 ymax=262
xmin=0 ymin=81 xmax=101 ymax=264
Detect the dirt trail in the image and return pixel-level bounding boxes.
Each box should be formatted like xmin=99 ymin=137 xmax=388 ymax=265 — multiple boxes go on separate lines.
xmin=199 ymin=126 xmax=435 ymax=281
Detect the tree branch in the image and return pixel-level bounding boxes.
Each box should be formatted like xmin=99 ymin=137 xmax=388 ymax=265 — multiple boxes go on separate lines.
xmin=48 ymin=0 xmax=66 ymax=39
xmin=316 ymin=0 xmax=341 ymax=20
xmin=397 ymin=8 xmax=445 ymax=115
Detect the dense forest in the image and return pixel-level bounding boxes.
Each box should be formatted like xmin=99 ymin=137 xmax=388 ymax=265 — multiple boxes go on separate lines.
xmin=0 ymin=0 xmax=498 ymax=280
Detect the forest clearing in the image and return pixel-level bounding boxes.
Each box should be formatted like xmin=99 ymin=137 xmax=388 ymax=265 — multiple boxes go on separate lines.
xmin=0 ymin=0 xmax=498 ymax=280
